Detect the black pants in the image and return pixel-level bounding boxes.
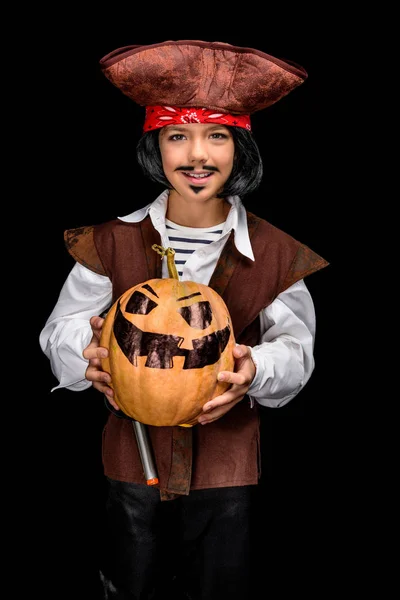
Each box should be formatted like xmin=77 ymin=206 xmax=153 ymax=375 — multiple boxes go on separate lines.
xmin=99 ymin=478 xmax=256 ymax=600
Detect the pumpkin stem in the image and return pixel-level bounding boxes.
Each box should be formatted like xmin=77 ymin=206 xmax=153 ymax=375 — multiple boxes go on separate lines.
xmin=152 ymin=244 xmax=180 ymax=280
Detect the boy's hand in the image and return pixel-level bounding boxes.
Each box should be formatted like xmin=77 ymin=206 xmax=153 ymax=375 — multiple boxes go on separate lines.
xmin=82 ymin=316 xmax=119 ymax=410
xmin=198 ymin=344 xmax=256 ymax=425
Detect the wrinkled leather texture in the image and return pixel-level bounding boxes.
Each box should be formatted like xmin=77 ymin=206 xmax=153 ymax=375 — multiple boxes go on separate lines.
xmin=99 ymin=40 xmax=308 ymax=115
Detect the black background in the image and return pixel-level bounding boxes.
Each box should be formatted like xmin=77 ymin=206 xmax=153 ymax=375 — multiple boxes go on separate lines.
xmin=27 ymin=13 xmax=338 ymax=597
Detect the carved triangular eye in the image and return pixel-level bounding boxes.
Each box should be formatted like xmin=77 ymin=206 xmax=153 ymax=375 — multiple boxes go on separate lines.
xmin=126 ymin=291 xmax=158 ymax=315
xmin=178 ymin=301 xmax=212 ymax=329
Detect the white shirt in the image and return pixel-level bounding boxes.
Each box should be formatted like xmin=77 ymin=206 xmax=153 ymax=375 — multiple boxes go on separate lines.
xmin=39 ymin=190 xmax=316 ymax=408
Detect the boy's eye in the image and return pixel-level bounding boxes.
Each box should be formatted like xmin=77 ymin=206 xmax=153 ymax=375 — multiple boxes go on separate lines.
xmin=167 ymin=132 xmax=228 ymax=141
xmin=168 ymin=134 xmax=186 ymax=141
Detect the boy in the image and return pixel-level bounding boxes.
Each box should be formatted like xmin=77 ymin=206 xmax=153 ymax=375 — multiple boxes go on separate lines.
xmin=40 ymin=40 xmax=328 ymax=599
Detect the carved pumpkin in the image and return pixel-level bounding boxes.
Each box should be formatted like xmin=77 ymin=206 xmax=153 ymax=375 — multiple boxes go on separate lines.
xmin=100 ymin=247 xmax=235 ymax=427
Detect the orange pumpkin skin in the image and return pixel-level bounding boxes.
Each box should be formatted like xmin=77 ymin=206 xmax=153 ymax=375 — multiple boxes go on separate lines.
xmin=100 ymin=278 xmax=235 ymax=426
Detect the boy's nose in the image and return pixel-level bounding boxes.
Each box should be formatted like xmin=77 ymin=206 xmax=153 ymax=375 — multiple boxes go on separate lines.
xmin=188 ymin=140 xmax=208 ymax=163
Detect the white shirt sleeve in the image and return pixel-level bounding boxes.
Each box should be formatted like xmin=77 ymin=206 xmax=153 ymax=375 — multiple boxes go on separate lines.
xmin=39 ymin=261 xmax=316 ymax=406
xmin=39 ymin=262 xmax=113 ymax=392
xmin=247 ymin=279 xmax=316 ymax=408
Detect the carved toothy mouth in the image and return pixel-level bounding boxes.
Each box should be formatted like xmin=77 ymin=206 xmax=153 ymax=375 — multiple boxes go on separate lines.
xmin=113 ymin=300 xmax=231 ymax=369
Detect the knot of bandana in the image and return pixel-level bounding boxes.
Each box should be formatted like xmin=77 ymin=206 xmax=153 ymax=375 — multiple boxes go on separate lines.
xmin=143 ymin=106 xmax=251 ymax=133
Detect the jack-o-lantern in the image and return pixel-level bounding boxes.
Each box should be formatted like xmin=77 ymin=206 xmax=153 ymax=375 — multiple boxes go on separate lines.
xmin=100 ymin=246 xmax=235 ymax=427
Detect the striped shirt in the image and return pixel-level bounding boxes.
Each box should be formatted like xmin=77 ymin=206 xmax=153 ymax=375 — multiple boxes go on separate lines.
xmin=165 ymin=218 xmax=225 ymax=277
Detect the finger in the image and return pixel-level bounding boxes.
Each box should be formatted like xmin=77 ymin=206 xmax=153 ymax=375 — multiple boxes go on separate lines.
xmin=93 ymin=384 xmax=120 ymax=411
xmin=88 ymin=370 xmax=111 ymax=384
xmin=92 ymin=380 xmax=112 ymax=394
xmin=83 ymin=346 xmax=108 ymax=360
xmin=202 ymin=386 xmax=242 ymax=412
xmin=217 ymin=371 xmax=247 ymax=386
xmin=90 ymin=315 xmax=104 ymax=330
xmin=87 ymin=357 xmax=103 ymax=369
xmin=107 ymin=398 xmax=120 ymax=411
xmin=198 ymin=399 xmax=237 ymax=424
xmin=233 ymin=344 xmax=250 ymax=359
xmin=103 ymin=389 xmax=120 ymax=411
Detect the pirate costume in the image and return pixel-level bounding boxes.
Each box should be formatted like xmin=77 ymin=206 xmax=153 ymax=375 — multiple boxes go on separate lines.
xmin=40 ymin=40 xmax=328 ymax=599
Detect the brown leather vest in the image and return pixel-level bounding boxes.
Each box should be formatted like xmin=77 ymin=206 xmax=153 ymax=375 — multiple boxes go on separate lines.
xmin=65 ymin=212 xmax=328 ymax=497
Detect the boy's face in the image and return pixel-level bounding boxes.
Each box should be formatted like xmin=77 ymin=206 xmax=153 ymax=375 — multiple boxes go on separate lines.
xmin=158 ymin=123 xmax=235 ymax=201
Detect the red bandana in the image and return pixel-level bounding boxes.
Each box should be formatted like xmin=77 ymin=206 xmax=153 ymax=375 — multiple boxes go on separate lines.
xmin=143 ymin=105 xmax=251 ymax=133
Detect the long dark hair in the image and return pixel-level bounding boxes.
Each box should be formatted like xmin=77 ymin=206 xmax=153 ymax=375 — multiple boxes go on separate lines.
xmin=136 ymin=126 xmax=263 ymax=198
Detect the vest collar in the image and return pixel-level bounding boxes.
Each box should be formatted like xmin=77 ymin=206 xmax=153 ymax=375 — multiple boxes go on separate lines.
xmin=118 ymin=190 xmax=255 ymax=261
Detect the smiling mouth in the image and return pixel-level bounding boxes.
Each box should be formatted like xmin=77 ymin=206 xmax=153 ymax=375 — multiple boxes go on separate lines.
xmin=182 ymin=172 xmax=213 ymax=185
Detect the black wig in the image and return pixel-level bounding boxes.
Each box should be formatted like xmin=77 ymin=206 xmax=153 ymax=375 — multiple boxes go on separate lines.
xmin=136 ymin=126 xmax=263 ymax=198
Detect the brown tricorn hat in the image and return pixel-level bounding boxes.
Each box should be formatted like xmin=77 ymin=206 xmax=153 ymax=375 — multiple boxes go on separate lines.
xmin=99 ymin=40 xmax=308 ymax=115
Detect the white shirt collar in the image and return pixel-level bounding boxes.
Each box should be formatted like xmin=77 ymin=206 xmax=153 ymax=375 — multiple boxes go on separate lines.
xmin=118 ymin=189 xmax=255 ymax=261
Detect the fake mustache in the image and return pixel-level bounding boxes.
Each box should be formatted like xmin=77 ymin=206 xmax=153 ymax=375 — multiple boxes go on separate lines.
xmin=175 ymin=166 xmax=219 ymax=172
